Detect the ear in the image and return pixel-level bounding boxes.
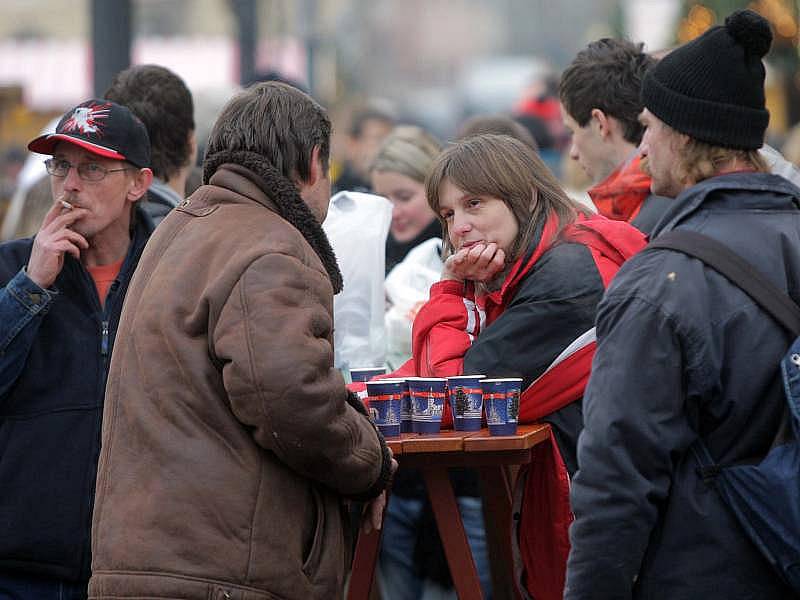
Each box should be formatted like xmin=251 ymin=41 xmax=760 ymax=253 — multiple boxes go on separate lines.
xmin=307 ymin=145 xmax=323 ymax=188
xmin=673 ymin=131 xmax=690 ymax=152
xmin=590 ymin=108 xmax=611 ymax=139
xmin=126 ymin=167 xmax=154 ymax=203
xmin=187 ymin=131 xmax=198 ymax=167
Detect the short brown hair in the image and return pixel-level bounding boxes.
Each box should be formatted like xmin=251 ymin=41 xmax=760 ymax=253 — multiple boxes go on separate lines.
xmin=204 ymin=81 xmax=331 ymax=183
xmin=426 ymin=134 xmax=586 ymax=262
xmin=105 ymin=64 xmax=195 ymax=182
xmin=560 ymin=38 xmax=655 ymax=145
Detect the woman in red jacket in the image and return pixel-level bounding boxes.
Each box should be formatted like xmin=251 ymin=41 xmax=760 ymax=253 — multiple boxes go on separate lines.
xmin=392 ymin=134 xmax=646 ymax=599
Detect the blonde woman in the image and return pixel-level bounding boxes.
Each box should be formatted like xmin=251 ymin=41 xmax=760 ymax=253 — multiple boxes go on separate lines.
xmin=371 ymin=126 xmax=442 ymax=273
xmin=370 ymin=127 xmax=443 ymax=373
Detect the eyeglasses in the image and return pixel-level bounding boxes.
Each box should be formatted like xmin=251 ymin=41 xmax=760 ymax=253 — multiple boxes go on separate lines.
xmin=44 ymin=158 xmax=132 ymax=182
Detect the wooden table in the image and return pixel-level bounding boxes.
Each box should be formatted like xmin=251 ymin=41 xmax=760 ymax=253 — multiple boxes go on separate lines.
xmin=347 ymin=423 xmax=551 ymax=600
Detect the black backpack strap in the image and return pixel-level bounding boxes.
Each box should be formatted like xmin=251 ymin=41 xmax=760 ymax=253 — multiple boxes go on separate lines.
xmin=650 ymin=230 xmax=800 ymax=476
xmin=648 ymin=230 xmax=800 ymax=337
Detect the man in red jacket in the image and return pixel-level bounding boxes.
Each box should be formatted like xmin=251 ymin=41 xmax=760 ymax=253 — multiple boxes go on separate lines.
xmin=560 ymin=38 xmax=670 ymax=234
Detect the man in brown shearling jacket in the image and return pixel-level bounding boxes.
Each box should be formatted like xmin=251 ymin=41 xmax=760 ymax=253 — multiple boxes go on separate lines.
xmin=89 ymin=82 xmax=396 ymax=600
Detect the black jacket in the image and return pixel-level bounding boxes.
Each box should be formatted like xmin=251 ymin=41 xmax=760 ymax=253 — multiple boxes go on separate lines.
xmin=566 ymin=172 xmax=800 ymax=599
xmin=463 ymin=240 xmax=605 ymax=474
xmin=0 ymin=207 xmax=152 ymax=583
xmin=630 ymin=193 xmax=671 ymax=235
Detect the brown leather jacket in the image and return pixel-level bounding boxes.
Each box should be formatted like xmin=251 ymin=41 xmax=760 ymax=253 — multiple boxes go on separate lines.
xmin=89 ymin=165 xmax=391 ymax=599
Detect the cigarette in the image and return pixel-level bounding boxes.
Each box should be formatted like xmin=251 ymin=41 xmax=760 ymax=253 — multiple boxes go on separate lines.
xmin=60 ymin=200 xmax=73 ymax=210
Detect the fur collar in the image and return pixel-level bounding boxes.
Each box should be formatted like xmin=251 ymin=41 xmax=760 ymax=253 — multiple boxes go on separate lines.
xmin=205 ymin=150 xmax=343 ymax=294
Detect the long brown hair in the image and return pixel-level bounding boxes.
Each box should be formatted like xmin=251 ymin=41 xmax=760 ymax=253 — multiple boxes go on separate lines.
xmin=426 ymin=134 xmax=586 ymax=262
xmin=674 ymin=138 xmax=768 ymax=186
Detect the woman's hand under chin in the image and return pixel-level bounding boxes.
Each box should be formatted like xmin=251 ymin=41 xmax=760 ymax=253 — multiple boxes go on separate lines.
xmin=441 ymin=241 xmax=506 ymax=283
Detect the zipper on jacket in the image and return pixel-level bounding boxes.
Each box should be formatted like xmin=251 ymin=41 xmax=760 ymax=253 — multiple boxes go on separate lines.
xmin=101 ymin=320 xmax=109 ymax=356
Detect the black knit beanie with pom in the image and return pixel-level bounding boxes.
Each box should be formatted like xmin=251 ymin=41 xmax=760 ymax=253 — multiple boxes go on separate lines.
xmin=642 ymin=9 xmax=772 ymax=149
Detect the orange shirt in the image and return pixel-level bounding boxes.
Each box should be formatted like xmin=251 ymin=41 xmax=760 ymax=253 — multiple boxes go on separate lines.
xmin=87 ymin=258 xmax=124 ymax=307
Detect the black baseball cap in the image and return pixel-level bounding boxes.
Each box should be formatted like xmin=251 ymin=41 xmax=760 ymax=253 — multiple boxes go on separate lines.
xmin=28 ymin=98 xmax=151 ymax=168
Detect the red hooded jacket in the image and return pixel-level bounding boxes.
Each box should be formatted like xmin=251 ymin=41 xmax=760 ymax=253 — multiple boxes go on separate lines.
xmin=385 ymin=213 xmax=645 ymax=599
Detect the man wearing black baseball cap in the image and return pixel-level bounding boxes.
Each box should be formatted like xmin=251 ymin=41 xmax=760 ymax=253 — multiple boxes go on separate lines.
xmin=0 ymin=98 xmax=153 ymax=598
xmin=566 ymin=10 xmax=798 ymax=599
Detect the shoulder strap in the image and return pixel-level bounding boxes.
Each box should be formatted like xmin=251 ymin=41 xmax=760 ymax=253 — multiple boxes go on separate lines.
xmin=648 ymin=230 xmax=800 ymax=336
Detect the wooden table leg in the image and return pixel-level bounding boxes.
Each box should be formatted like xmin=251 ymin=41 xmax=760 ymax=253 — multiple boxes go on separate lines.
xmin=347 ymin=498 xmax=388 ymax=600
xmin=422 ymin=467 xmax=483 ymax=600
xmin=478 ymin=466 xmax=522 ymax=600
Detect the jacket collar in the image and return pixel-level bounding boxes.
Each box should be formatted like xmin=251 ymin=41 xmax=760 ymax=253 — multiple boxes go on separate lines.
xmin=479 ymin=212 xmax=646 ymax=309
xmin=651 ymin=171 xmax=800 ymax=237
xmin=208 ymin=163 xmax=281 ymax=214
xmin=496 ymin=216 xmax=555 ymax=300
xmin=148 ymin=178 xmax=183 ymax=208
xmin=588 ymin=152 xmax=652 ymax=223
xmin=122 ymin=204 xmax=153 ymax=277
xmin=205 ymin=162 xmax=344 ymax=294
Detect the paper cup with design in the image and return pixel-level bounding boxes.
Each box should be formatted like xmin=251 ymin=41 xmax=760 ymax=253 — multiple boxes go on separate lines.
xmin=399 ymin=379 xmax=413 ymax=433
xmin=366 ymin=379 xmax=404 ymax=437
xmin=407 ymin=377 xmax=447 ymax=433
xmin=502 ymin=377 xmax=522 ymax=433
xmin=446 ymin=375 xmax=485 ymax=431
xmin=482 ymin=378 xmax=519 ymax=436
xmin=350 ymin=366 xmax=386 ymax=383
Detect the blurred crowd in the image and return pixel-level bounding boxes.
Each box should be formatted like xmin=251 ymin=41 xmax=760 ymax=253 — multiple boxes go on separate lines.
xmin=0 ymin=6 xmax=799 ymax=600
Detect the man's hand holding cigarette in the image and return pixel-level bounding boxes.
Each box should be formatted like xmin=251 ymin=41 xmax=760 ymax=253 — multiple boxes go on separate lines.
xmin=27 ymin=194 xmax=89 ymax=289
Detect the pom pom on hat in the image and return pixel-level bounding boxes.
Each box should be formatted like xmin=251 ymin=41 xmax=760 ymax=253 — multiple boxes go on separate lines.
xmin=726 ymin=9 xmax=772 ymax=58
xmin=641 ymin=9 xmax=771 ymax=150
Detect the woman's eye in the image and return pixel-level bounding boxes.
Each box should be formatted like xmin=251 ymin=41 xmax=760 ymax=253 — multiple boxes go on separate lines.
xmin=467 ymin=198 xmax=481 ymax=208
xmin=440 ymin=211 xmax=453 ymax=220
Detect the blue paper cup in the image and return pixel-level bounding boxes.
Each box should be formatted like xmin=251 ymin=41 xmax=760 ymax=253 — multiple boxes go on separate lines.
xmin=482 ymin=378 xmax=519 ymax=436
xmin=502 ymin=378 xmax=522 ymax=431
xmin=407 ymin=377 xmax=447 ymax=433
xmin=446 ymin=375 xmax=485 ymax=431
xmin=366 ymin=379 xmax=404 ymax=437
xmin=399 ymin=380 xmax=413 ymax=433
xmin=350 ymin=366 xmax=386 ymax=383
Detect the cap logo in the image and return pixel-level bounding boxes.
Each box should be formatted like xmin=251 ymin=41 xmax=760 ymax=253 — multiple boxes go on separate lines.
xmin=62 ymin=102 xmax=111 ymax=136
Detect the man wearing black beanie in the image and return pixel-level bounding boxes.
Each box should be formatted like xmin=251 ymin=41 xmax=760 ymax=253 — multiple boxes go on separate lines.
xmin=566 ymin=9 xmax=799 ymax=599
